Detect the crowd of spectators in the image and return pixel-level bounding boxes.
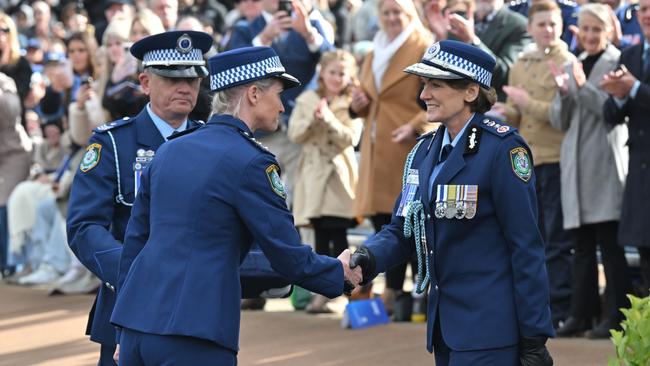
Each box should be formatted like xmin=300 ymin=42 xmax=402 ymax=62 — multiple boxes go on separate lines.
xmin=0 ymin=0 xmax=648 ymax=340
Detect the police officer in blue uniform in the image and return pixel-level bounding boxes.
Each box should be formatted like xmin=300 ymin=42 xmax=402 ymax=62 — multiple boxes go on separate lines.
xmin=349 ymin=40 xmax=555 ymax=365
xmin=66 ymin=30 xmax=215 ymax=366
xmin=509 ymin=0 xmax=578 ymax=47
xmin=110 ymin=46 xmax=361 ymax=365
xmin=617 ymin=2 xmax=643 ymax=49
xmin=67 ymin=31 xmax=291 ymax=365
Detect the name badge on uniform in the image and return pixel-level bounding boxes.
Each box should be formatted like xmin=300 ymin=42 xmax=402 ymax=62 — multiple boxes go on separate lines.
xmin=134 ymin=149 xmax=155 ymax=196
xmin=397 ymin=169 xmax=419 ymax=217
xmin=434 ymin=184 xmax=479 ymax=219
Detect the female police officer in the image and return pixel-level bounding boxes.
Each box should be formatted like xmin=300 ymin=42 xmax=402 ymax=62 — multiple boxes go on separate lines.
xmin=110 ymin=46 xmax=361 ymax=365
xmin=349 ymin=40 xmax=555 ymax=366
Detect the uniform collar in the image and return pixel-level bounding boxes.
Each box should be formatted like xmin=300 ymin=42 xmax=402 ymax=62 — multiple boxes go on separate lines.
xmin=207 ymin=114 xmax=254 ymax=136
xmin=438 ymin=113 xmax=474 ymax=161
xmin=146 ymin=103 xmax=188 ymax=140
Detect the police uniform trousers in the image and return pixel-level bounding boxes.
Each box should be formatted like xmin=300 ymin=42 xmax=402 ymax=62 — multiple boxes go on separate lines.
xmin=99 ymin=344 xmax=117 ymax=366
xmin=119 ymin=328 xmax=237 ymax=366
xmin=432 ymin=314 xmax=518 ymax=366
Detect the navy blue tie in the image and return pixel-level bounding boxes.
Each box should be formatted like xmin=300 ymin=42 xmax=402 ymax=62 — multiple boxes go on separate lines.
xmin=439 ymin=144 xmax=453 ymax=164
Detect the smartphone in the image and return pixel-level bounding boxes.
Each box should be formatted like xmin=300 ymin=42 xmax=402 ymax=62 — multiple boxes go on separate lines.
xmin=278 ymin=0 xmax=293 ymax=16
xmin=81 ymin=76 xmax=93 ymax=86
xmin=452 ymin=10 xmax=468 ymax=19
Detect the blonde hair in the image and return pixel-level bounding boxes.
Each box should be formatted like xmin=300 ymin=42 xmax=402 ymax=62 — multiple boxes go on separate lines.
xmin=131 ymin=9 xmax=165 ymax=39
xmin=578 ymin=3 xmax=612 ymax=32
xmin=98 ymin=16 xmax=133 ymax=102
xmin=0 ymin=13 xmax=22 ymax=66
xmin=211 ymin=79 xmax=276 ymax=118
xmin=316 ymin=49 xmax=358 ymax=98
xmin=102 ymin=15 xmax=132 ymax=46
xmin=378 ymin=0 xmax=426 ymax=30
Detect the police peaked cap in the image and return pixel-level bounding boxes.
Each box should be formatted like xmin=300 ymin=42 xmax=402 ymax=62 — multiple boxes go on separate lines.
xmin=130 ymin=30 xmax=213 ymax=79
xmin=405 ymin=40 xmax=496 ymax=89
xmin=207 ymin=46 xmax=301 ymax=92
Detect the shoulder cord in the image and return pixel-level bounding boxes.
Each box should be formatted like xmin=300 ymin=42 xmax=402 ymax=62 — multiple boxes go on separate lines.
xmin=401 ymin=139 xmax=430 ymax=294
xmin=107 ymin=131 xmax=133 ymax=207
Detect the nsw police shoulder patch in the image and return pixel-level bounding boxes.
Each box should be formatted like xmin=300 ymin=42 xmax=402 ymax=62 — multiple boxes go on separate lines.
xmin=510 ymin=147 xmax=532 ymax=182
xmin=265 ymin=164 xmax=286 ymax=198
xmin=80 ymin=143 xmax=102 ymax=172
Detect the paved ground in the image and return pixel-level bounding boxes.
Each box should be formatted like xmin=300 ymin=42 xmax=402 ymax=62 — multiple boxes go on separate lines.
xmin=0 ymin=283 xmax=615 ymax=366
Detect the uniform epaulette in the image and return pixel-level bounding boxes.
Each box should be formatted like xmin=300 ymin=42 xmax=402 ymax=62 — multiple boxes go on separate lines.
xmin=94 ymin=117 xmax=133 ymax=133
xmin=416 ymin=129 xmax=437 ymax=141
xmin=624 ymin=3 xmax=639 ymax=21
xmin=508 ymin=0 xmax=525 ymax=8
xmin=478 ymin=117 xmax=516 ymax=138
xmin=239 ymin=130 xmax=275 ymax=156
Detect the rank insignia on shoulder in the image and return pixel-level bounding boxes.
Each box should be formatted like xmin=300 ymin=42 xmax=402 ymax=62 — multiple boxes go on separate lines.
xmin=94 ymin=117 xmax=133 ymax=133
xmin=510 ymin=147 xmax=532 ymax=182
xmin=265 ymin=164 xmax=286 ymax=198
xmin=80 ymin=143 xmax=102 ymax=172
xmin=480 ymin=118 xmax=514 ymax=137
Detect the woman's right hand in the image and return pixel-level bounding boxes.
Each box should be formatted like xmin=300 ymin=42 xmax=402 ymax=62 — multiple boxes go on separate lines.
xmin=548 ymin=60 xmax=569 ymax=95
xmin=350 ymin=88 xmax=369 ymax=113
xmin=75 ymin=84 xmax=92 ymax=109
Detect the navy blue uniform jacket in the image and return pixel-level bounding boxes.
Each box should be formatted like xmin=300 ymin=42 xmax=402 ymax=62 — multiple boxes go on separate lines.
xmin=363 ymin=114 xmax=554 ymax=352
xmin=67 ymin=109 xmax=200 ymax=345
xmin=110 ymin=114 xmax=344 ymax=352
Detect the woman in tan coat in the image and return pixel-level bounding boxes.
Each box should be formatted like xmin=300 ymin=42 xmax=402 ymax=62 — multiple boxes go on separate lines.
xmin=349 ymin=0 xmax=433 ymax=311
xmin=289 ymin=50 xmax=363 ymax=313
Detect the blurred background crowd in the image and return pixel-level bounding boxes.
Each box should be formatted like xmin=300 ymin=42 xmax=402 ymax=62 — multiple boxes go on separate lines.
xmin=0 ymin=0 xmax=648 ymax=341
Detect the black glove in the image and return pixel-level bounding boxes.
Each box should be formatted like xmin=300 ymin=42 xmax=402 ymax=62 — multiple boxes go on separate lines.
xmin=349 ymin=246 xmax=376 ymax=286
xmin=519 ymin=337 xmax=553 ymax=366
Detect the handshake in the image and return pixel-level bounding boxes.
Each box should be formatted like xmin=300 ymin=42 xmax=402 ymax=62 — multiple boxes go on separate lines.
xmin=337 ymin=246 xmax=375 ymax=296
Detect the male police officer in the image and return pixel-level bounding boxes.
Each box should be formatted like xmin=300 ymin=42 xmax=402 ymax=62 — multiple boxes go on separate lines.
xmin=67 ymin=30 xmax=212 ymax=365
xmin=350 ymin=40 xmax=554 ymax=365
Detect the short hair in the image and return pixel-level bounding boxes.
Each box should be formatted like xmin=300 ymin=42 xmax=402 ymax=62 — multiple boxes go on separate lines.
xmin=445 ymin=79 xmax=497 ymax=113
xmin=528 ymin=1 xmax=561 ymax=23
xmin=578 ymin=3 xmax=612 ymax=31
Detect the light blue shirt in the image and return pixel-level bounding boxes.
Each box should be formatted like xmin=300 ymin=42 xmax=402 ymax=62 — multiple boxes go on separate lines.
xmin=428 ymin=114 xmax=474 ymax=198
xmin=146 ymin=103 xmax=188 ymax=140
xmin=613 ymin=41 xmax=649 ymax=108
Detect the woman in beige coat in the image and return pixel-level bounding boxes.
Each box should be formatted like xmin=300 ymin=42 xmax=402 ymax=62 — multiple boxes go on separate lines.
xmin=289 ymin=50 xmax=363 ymax=313
xmin=0 ymin=72 xmax=31 ymax=275
xmin=349 ymin=0 xmax=433 ymax=311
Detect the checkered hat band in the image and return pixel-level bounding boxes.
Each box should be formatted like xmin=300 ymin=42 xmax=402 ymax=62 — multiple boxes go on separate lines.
xmin=429 ymin=50 xmax=492 ymax=87
xmin=210 ymin=56 xmax=285 ymax=90
xmin=143 ymin=48 xmax=204 ymax=66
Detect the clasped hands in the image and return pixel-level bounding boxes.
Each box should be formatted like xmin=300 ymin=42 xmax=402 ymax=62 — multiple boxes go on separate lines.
xmin=337 ymin=246 xmax=376 ymax=295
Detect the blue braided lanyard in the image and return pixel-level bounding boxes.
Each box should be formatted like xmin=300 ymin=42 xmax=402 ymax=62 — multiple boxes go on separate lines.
xmin=401 ymin=139 xmax=430 ymax=294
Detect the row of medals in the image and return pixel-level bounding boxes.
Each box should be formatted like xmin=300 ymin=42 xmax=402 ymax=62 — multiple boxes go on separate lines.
xmin=134 ymin=149 xmax=155 ymax=170
xmin=434 ymin=185 xmax=478 ymax=220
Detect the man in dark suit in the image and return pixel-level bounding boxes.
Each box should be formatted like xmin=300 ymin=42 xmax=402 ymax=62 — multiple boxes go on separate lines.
xmin=225 ymin=0 xmax=333 ymax=116
xmin=445 ymin=0 xmax=530 ymax=101
xmin=601 ymin=0 xmax=650 ymax=297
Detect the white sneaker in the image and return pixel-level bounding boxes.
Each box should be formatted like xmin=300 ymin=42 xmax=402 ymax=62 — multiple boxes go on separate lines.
xmin=18 ymin=264 xmax=60 ymax=285
xmin=54 ymin=267 xmax=83 ymax=286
